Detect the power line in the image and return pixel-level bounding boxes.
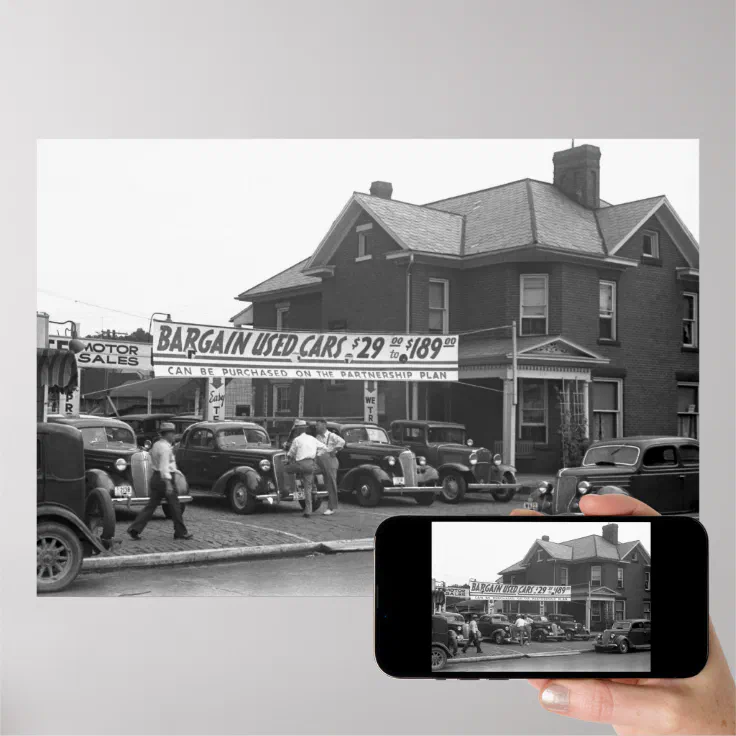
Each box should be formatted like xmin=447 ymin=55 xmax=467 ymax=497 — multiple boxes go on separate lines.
xmin=37 ymin=289 xmax=149 ymax=320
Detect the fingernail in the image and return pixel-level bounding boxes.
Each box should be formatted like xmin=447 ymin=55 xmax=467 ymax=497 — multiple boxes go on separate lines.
xmin=540 ymin=684 xmax=569 ymax=711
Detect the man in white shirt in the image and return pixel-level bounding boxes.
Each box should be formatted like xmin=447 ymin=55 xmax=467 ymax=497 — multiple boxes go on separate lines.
xmin=128 ymin=423 xmax=192 ymax=540
xmin=284 ymin=422 xmax=320 ymax=517
xmin=315 ymin=418 xmax=345 ymax=516
xmin=514 ymin=615 xmax=529 ymax=646
xmin=461 ymin=615 xmax=483 ymax=654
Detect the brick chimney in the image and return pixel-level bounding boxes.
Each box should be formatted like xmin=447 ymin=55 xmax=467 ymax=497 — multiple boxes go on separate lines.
xmin=553 ymin=144 xmax=601 ymax=209
xmin=541 ymin=535 xmax=550 ymax=541
xmin=602 ymin=523 xmax=618 ymax=546
xmin=369 ymin=181 xmax=393 ymax=199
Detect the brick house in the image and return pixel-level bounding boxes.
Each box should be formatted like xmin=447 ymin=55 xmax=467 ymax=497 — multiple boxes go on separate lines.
xmin=497 ymin=523 xmax=651 ymax=631
xmin=234 ymin=144 xmax=699 ymax=472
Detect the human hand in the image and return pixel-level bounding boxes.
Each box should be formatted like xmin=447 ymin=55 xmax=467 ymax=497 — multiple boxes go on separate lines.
xmin=512 ymin=494 xmax=735 ymax=734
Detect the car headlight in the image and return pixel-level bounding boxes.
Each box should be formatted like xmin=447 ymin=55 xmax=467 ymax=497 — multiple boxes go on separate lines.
xmin=504 ymin=626 xmax=509 ymax=630
xmin=577 ymin=480 xmax=591 ymax=495
xmin=537 ymin=480 xmax=551 ymax=495
xmin=259 ymin=459 xmax=271 ymax=472
xmin=143 ymin=440 xmax=152 ymax=450
xmin=492 ymin=453 xmax=502 ymax=466
xmin=115 ymin=458 xmax=127 ymax=472
xmin=469 ymin=452 xmax=478 ymax=466
xmin=417 ymin=456 xmax=427 ymax=466
xmin=386 ymin=456 xmax=396 ymax=466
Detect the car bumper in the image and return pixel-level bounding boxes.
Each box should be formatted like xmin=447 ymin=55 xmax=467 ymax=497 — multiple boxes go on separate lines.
xmin=594 ymin=643 xmax=619 ymax=652
xmin=467 ymin=482 xmax=521 ymax=492
xmin=112 ymin=494 xmax=193 ymax=508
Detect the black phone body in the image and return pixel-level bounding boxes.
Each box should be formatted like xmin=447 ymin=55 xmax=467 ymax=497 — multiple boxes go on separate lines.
xmin=375 ymin=515 xmax=708 ymax=680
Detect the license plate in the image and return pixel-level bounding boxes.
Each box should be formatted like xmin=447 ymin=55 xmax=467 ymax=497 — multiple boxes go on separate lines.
xmin=115 ymin=485 xmax=133 ymax=498
xmin=316 ymin=475 xmax=324 ymax=484
xmin=524 ymin=501 xmax=538 ymax=510
xmin=292 ymin=491 xmax=305 ymax=501
xmin=392 ymin=477 xmax=405 ymax=486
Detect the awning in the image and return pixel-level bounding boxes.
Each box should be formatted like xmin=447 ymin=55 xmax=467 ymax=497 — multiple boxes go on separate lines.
xmin=37 ymin=348 xmax=78 ymax=392
xmin=84 ymin=376 xmax=197 ymax=400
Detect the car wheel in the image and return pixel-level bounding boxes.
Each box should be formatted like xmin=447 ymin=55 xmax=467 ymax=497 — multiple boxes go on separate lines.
xmin=85 ymin=487 xmax=116 ymax=541
xmin=440 ymin=471 xmax=467 ymax=504
xmin=565 ymin=630 xmax=574 ymax=641
xmin=162 ymin=503 xmax=186 ymax=519
xmin=355 ymin=474 xmax=382 ymax=507
xmin=37 ymin=522 xmax=84 ymax=594
xmin=431 ymin=646 xmax=447 ymax=671
xmin=299 ymin=495 xmax=323 ymax=512
xmin=412 ymin=492 xmax=436 ymax=506
xmin=493 ymin=630 xmax=505 ymax=644
xmin=491 ymin=472 xmax=516 ymax=503
xmin=618 ymin=639 xmax=630 ymax=654
xmin=537 ymin=631 xmax=547 ymax=642
xmin=228 ymin=480 xmax=257 ymax=515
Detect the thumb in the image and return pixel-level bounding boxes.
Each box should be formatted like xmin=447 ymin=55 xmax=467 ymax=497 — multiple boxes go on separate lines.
xmin=538 ymin=679 xmax=681 ymax=732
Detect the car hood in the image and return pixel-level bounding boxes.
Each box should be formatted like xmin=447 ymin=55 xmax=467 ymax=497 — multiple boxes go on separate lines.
xmin=561 ymin=465 xmax=634 ymax=478
xmin=84 ymin=445 xmax=140 ymax=459
xmin=345 ymin=442 xmax=410 ymax=455
xmin=211 ymin=446 xmax=282 ymax=459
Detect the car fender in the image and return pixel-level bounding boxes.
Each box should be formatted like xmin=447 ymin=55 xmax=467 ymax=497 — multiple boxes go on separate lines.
xmin=432 ymin=642 xmax=452 ymax=657
xmin=37 ymin=503 xmax=108 ymax=554
xmin=490 ymin=464 xmax=517 ymax=482
xmin=85 ymin=468 xmax=115 ymax=494
xmin=418 ymin=465 xmax=440 ymax=485
xmin=212 ymin=466 xmax=264 ymax=497
xmin=438 ymin=462 xmax=473 ymax=479
xmin=593 ymin=485 xmax=630 ymax=497
xmin=341 ymin=464 xmax=392 ymax=489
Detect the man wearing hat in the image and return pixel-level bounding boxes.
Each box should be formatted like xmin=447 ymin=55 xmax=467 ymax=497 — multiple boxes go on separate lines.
xmin=127 ymin=422 xmax=193 ymax=540
xmin=283 ymin=420 xmax=320 ymax=517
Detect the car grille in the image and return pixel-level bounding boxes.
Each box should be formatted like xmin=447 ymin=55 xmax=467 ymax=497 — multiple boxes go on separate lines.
xmin=473 ymin=448 xmax=492 ymax=483
xmin=272 ymin=452 xmax=286 ymax=492
xmin=129 ymin=451 xmax=152 ymax=498
xmin=554 ymin=474 xmax=578 ymax=513
xmin=399 ymin=450 xmax=417 ymax=486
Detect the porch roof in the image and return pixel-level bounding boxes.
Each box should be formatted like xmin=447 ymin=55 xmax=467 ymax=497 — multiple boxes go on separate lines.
xmin=460 ymin=335 xmax=609 ymax=367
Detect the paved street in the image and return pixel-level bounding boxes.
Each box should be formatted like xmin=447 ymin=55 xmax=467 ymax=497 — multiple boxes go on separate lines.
xmin=449 ymin=650 xmax=651 ymax=673
xmin=101 ymin=480 xmax=539 ymax=558
xmin=66 ymin=551 xmax=375 ymax=596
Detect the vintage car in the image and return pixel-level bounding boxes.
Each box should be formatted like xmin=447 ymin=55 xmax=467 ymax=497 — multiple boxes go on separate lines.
xmin=594 ymin=619 xmax=652 ymax=653
xmin=118 ymin=413 xmax=177 ymax=450
xmin=476 ymin=613 xmax=514 ymax=644
xmin=431 ymin=614 xmax=455 ymax=671
xmin=436 ymin=611 xmax=467 ymax=644
xmin=37 ymin=422 xmax=115 ymax=593
xmin=525 ymin=436 xmax=699 ymax=516
xmin=390 ymin=420 xmax=519 ymax=504
xmin=284 ymin=421 xmax=440 ymax=507
xmin=47 ymin=415 xmax=193 ymax=517
xmin=546 ymin=613 xmax=592 ymax=640
xmin=524 ymin=614 xmax=566 ymax=642
xmin=176 ymin=420 xmax=327 ymax=513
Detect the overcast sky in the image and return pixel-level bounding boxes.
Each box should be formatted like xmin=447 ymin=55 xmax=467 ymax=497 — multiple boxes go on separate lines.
xmin=37 ymin=139 xmax=698 ymax=336
xmin=431 ymin=521 xmax=651 ymax=585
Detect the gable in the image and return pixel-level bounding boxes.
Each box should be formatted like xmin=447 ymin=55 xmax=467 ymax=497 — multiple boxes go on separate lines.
xmin=617 ymin=214 xmax=691 ymax=268
xmin=517 ymin=337 xmax=606 ymax=362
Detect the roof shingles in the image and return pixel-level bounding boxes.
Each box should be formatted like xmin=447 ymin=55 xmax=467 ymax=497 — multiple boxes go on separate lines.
xmin=238 ymin=258 xmax=320 ymax=299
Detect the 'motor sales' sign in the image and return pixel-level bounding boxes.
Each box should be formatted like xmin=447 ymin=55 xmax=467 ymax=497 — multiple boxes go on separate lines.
xmin=469 ymin=581 xmax=572 ymax=602
xmin=152 ymin=321 xmax=459 ymax=381
xmin=49 ymin=336 xmax=152 ymax=370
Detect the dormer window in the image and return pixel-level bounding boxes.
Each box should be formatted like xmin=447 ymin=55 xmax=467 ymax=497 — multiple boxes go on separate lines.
xmin=642 ymin=230 xmax=660 ymax=259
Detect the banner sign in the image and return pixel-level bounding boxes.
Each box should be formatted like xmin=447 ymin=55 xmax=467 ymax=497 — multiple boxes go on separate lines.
xmin=443 ymin=587 xmax=470 ymax=598
xmin=151 ymin=321 xmax=459 ymax=381
xmin=49 ymin=336 xmax=152 ymax=370
xmin=364 ymin=381 xmax=377 ymax=423
xmin=206 ymin=377 xmax=226 ymax=421
xmin=469 ymin=581 xmax=571 ymax=602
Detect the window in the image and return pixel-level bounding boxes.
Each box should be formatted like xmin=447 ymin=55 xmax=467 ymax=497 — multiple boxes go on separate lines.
xmin=643 ymin=445 xmax=677 ymax=467
xmin=599 ymin=281 xmax=617 ymax=340
xmin=591 ymin=601 xmax=601 ymax=623
xmin=234 ymin=404 xmax=251 ymax=417
xmin=429 ymin=279 xmax=449 ymax=334
xmin=682 ymin=293 xmax=698 ymax=347
xmin=276 ymin=306 xmax=289 ymax=331
xmin=520 ymin=274 xmax=548 ymax=335
xmin=190 ymin=429 xmax=215 ymax=448
xmin=617 ymin=568 xmax=624 ymax=589
xmin=519 ymin=379 xmax=547 ymax=443
xmin=357 ymin=232 xmax=369 ymax=258
xmin=592 ymin=379 xmax=623 ymax=440
xmin=403 ymin=426 xmax=424 ymax=441
xmin=37 ymin=438 xmax=43 ymax=480
xmin=274 ymin=384 xmax=291 ymax=414
xmin=679 ymin=444 xmax=699 ymax=465
xmin=643 ymin=602 xmax=651 ymax=620
xmin=591 ymin=565 xmax=601 ymax=586
xmin=644 ymin=571 xmax=651 ymax=591
xmin=642 ymin=230 xmax=660 ymax=259
xmin=677 ymin=383 xmax=698 ymax=439
xmin=510 ymin=576 xmax=516 ymax=584
xmin=632 ymin=551 xmax=639 ymax=562
xmin=559 ymin=566 xmax=569 ymax=586
xmin=536 ymin=550 xmax=544 ymax=562
xmin=614 ymin=601 xmax=625 ymax=621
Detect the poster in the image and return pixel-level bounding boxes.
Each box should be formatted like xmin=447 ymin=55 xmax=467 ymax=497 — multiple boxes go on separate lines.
xmin=364 ymin=381 xmax=377 ymax=423
xmin=49 ymin=335 xmax=152 ymax=370
xmin=470 ymin=581 xmax=572 ymax=602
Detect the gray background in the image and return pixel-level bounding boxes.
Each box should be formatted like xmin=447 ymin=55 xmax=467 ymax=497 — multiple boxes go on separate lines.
xmin=1 ymin=1 xmax=733 ymax=733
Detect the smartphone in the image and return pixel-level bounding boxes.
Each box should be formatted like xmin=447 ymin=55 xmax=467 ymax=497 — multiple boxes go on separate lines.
xmin=375 ymin=515 xmax=708 ymax=679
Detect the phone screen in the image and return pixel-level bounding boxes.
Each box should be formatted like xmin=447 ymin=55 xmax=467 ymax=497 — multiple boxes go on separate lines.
xmin=375 ymin=515 xmax=708 ymax=679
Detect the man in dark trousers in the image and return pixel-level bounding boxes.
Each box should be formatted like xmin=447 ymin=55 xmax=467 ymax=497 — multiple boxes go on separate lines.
xmin=462 ymin=615 xmax=484 ymax=654
xmin=127 ymin=422 xmax=193 ymax=540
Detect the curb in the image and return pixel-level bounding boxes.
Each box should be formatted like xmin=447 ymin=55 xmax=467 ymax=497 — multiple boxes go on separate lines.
xmin=82 ymin=537 xmax=374 ymax=572
xmin=447 ymin=649 xmax=583 ymax=664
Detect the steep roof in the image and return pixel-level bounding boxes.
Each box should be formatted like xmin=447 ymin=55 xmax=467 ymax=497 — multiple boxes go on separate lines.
xmin=238 ymin=258 xmax=320 ymax=300
xmin=595 ymin=196 xmax=665 ymax=251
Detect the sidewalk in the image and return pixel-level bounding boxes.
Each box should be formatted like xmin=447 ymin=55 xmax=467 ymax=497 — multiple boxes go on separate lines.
xmin=448 ymin=637 xmax=592 ymax=664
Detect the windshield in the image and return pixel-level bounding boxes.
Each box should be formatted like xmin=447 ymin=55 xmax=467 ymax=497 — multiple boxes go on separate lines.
xmin=428 ymin=427 xmax=467 ymax=444
xmin=583 ymin=444 xmax=640 ymax=467
xmin=445 ymin=613 xmax=464 ymax=622
xmin=343 ymin=426 xmax=390 ymax=444
xmin=81 ymin=426 xmax=136 ymax=447
xmin=612 ymin=622 xmax=631 ymax=630
xmin=217 ymin=427 xmax=271 ymax=449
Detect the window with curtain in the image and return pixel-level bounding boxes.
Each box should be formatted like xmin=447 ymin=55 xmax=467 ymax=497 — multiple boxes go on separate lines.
xmin=599 ymin=281 xmax=617 ymax=340
xmin=591 ymin=565 xmax=601 ymax=586
xmin=428 ymin=279 xmax=449 ymax=334
xmin=519 ymin=379 xmax=547 ymax=443
xmin=592 ymin=379 xmax=622 ymax=440
xmin=520 ymin=275 xmax=548 ymax=335
xmin=559 ymin=566 xmax=568 ymax=586
xmin=677 ymin=383 xmax=698 ymax=439
xmin=682 ymin=293 xmax=698 ymax=347
xmin=615 ymin=600 xmax=625 ymax=621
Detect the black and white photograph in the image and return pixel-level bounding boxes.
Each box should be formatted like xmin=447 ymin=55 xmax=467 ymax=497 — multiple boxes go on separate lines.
xmin=431 ymin=520 xmax=652 ymax=673
xmin=36 ymin=138 xmax=698 ymax=597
